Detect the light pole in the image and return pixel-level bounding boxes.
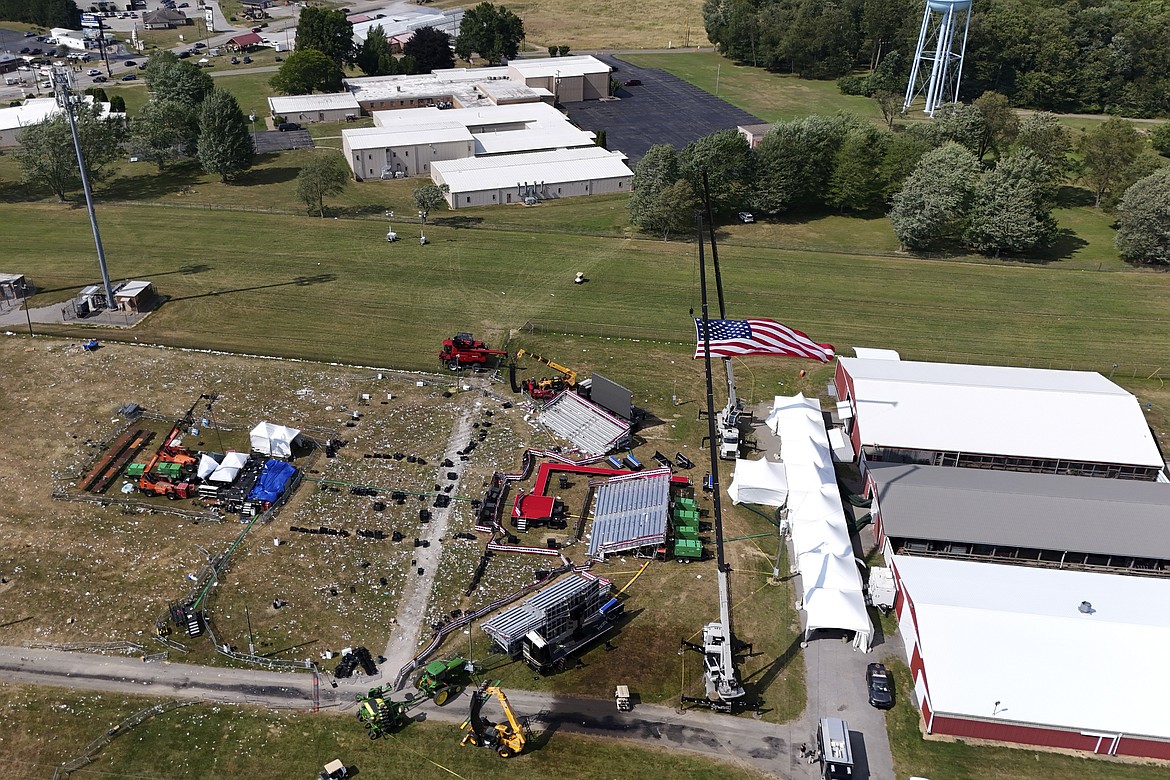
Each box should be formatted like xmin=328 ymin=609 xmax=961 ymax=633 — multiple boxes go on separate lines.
xmin=249 ymin=110 xmax=256 ymax=141
xmin=53 ymin=66 xmax=116 ymax=311
xmin=19 ymin=280 xmax=33 ymax=336
xmin=418 ymin=209 xmax=427 ymax=245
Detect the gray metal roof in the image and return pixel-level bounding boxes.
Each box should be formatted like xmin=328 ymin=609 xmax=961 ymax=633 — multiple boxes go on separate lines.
xmin=481 ymin=575 xmax=607 ymax=652
xmin=868 ymin=462 xmax=1170 ymax=559
xmin=536 ymin=391 xmax=630 ymax=456
xmin=588 ymin=471 xmax=670 ymax=558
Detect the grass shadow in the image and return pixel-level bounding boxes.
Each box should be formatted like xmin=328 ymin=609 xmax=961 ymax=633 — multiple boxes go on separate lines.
xmin=741 ymin=635 xmax=801 ymax=704
xmin=234 ymin=159 xmax=301 ymax=187
xmin=1028 ymin=228 xmax=1091 ymax=264
xmin=330 ymin=204 xmax=395 ymax=219
xmin=1055 ymin=185 xmax=1095 ymax=208
xmin=431 ymin=216 xmax=485 ymax=229
xmin=98 ymin=160 xmax=203 ymax=201
xmin=168 ymin=273 xmax=338 ymax=302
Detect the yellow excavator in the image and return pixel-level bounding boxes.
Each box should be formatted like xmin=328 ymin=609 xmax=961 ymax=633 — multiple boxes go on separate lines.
xmin=459 ymin=681 xmax=527 ymax=758
xmin=513 ymin=348 xmax=579 ymax=400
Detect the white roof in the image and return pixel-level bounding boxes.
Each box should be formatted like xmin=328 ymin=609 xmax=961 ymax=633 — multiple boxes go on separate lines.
xmin=209 ymin=451 xmax=249 ymax=483
xmin=851 ymin=346 xmax=901 ymax=360
xmin=765 ymin=393 xmax=871 ymax=647
xmin=893 ymin=554 xmax=1170 ymax=739
xmin=0 ymin=95 xmax=118 ymax=133
xmin=115 ymin=280 xmax=152 ymax=298
xmin=374 ymin=101 xmax=567 ymax=130
xmin=727 ymin=458 xmax=788 ymax=507
xmin=342 ymin=121 xmax=473 ymax=151
xmin=432 ymin=147 xmax=631 ymax=192
xmin=345 ymin=67 xmax=535 ymax=107
xmin=350 ymin=8 xmax=462 ymax=43
xmin=267 ymin=92 xmax=360 ymax=114
xmin=508 ymin=55 xmax=610 ymax=79
xmin=474 ymin=126 xmax=595 ymax=155
xmin=840 ymin=357 xmax=1164 ymax=468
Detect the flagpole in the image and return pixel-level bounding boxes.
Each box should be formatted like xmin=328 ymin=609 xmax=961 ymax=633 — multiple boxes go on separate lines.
xmin=696 ymin=210 xmax=728 ymax=576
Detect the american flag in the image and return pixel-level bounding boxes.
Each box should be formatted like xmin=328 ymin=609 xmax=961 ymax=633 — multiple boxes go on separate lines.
xmin=694 ymin=318 xmax=834 ymax=362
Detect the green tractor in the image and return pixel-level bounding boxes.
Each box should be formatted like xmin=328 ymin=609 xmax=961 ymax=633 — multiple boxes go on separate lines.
xmin=355 ymin=687 xmax=420 ymax=739
xmin=414 ymin=657 xmax=466 ymax=705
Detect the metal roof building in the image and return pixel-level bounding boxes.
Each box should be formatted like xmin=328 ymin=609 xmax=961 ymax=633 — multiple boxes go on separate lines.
xmin=534 ymin=390 xmax=632 ymax=456
xmin=867 ymin=462 xmax=1170 ymax=570
xmin=587 ymin=470 xmax=671 ymax=559
xmin=267 ymin=93 xmax=361 ymax=124
xmin=834 ymin=356 xmax=1166 ymax=480
xmin=893 ymin=554 xmax=1170 ymax=760
xmin=432 ymin=147 xmax=633 ymax=208
xmin=481 ymin=575 xmax=610 ymax=655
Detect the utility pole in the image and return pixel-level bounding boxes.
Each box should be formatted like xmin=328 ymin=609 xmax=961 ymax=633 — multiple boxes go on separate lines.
xmin=245 ymin=604 xmax=256 ymax=656
xmin=52 ymin=66 xmax=116 ymax=310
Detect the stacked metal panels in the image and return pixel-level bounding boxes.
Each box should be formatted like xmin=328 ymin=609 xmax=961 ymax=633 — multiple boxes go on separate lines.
xmin=481 ymin=574 xmax=610 ymax=655
xmin=587 ymin=469 xmax=671 ymax=559
xmin=536 ymin=391 xmax=631 ymax=456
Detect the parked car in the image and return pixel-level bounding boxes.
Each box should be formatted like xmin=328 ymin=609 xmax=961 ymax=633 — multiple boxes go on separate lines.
xmin=24 ymin=30 xmax=35 ymax=36
xmin=87 ymin=68 xmax=101 ymax=76
xmin=19 ymin=47 xmax=30 ymax=53
xmin=274 ymin=55 xmax=282 ymax=62
xmin=121 ymin=73 xmax=137 ymax=81
xmin=277 ymin=122 xmax=300 ymax=131
xmin=193 ymin=41 xmax=205 ymax=48
xmin=138 ymin=63 xmax=147 ymax=69
xmin=124 ymin=60 xmax=136 ymax=67
xmin=242 ymin=56 xmax=252 ymax=64
xmin=866 ymin=663 xmax=894 ymax=709
xmin=624 ymin=79 xmax=641 ymax=86
xmin=93 ymin=75 xmax=107 ymax=82
xmin=178 ymin=50 xmax=192 ymax=58
xmin=737 ymin=211 xmax=755 ymax=223
xmin=230 ymin=56 xmax=239 ymax=64
xmin=178 ymin=1 xmax=188 ymax=6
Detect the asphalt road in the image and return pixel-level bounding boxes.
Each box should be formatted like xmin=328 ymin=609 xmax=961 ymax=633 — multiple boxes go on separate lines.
xmin=0 ymin=645 xmax=821 ymax=779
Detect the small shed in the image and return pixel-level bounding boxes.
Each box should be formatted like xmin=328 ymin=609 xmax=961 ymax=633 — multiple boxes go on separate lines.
xmin=0 ymin=272 xmax=27 ymax=303
xmin=226 ymin=32 xmax=263 ymax=51
xmin=114 ymin=280 xmax=155 ymax=313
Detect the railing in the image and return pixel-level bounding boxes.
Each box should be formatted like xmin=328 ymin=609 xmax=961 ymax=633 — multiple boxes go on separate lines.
xmin=53 ymin=700 xmax=191 ymax=779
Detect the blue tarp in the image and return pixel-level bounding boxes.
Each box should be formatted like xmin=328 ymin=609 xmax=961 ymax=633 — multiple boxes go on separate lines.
xmin=248 ymin=459 xmax=297 ymax=504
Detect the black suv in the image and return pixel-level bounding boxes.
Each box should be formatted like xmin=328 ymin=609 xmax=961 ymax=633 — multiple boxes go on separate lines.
xmin=866 ymin=662 xmax=894 ymax=709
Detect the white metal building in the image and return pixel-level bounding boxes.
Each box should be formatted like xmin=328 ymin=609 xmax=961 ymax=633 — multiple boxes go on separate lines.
xmin=892 ymin=554 xmax=1170 ymax=759
xmin=267 ymin=93 xmax=362 ymax=124
xmin=506 ymin=55 xmax=611 ymax=103
xmin=0 ymin=97 xmax=121 ymax=148
xmin=431 ymin=147 xmax=633 ymax=208
xmin=834 ymin=355 xmax=1166 ymax=480
xmin=343 ymin=123 xmax=474 ymax=180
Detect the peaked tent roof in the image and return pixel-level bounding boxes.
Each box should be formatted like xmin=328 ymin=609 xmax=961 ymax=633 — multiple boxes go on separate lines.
xmin=727 ymin=457 xmax=788 ymax=506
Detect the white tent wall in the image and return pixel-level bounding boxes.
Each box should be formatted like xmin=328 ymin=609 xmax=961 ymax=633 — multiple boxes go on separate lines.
xmin=250 ymin=421 xmax=301 ymax=457
xmin=766 ymin=393 xmax=873 ymax=652
xmin=727 ymin=458 xmax=789 ymax=506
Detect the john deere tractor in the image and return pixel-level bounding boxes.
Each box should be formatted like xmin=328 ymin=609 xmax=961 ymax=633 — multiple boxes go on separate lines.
xmin=414 ymin=656 xmax=466 ymax=705
xmin=355 ymin=687 xmax=420 ymax=739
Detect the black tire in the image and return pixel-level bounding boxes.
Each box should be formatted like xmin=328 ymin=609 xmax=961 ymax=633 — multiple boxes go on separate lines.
xmin=447 ymin=360 xmax=461 ymax=371
xmin=497 ymin=747 xmax=512 ymax=758
xmin=368 ymin=730 xmax=379 ymax=740
xmin=433 ymin=688 xmax=449 ymax=706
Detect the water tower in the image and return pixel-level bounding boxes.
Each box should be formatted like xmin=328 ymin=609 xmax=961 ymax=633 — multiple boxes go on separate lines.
xmin=903 ymin=0 xmax=972 ymax=116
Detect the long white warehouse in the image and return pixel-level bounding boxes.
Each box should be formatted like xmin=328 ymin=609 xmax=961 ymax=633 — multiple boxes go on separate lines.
xmin=431 ymin=147 xmax=633 ymax=208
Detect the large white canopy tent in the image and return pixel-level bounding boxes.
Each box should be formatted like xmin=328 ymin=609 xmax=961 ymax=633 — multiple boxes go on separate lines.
xmin=727 ymin=458 xmax=788 ymax=507
xmin=765 ymin=393 xmax=872 ymax=651
xmin=209 ymin=451 xmax=249 ymax=483
xmin=250 ymin=422 xmax=301 ymax=458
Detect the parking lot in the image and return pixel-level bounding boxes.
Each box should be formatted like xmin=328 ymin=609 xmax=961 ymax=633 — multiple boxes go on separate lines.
xmin=564 ymin=54 xmax=763 ymax=164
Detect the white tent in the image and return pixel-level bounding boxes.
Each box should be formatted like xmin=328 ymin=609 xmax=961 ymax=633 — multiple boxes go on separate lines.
xmin=197 ymin=453 xmax=221 ymax=480
xmin=210 ymin=451 xmax=249 ymax=483
xmin=727 ymin=458 xmax=788 ymax=506
xmin=802 ymin=586 xmax=873 ymax=650
xmin=798 ymin=551 xmax=864 ymax=601
xmin=250 ymin=421 xmax=301 ymax=457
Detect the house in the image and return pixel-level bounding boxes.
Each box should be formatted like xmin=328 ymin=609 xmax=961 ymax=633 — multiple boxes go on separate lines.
xmin=142 ymin=8 xmax=191 ymax=29
xmin=225 ymin=32 xmax=263 ymax=51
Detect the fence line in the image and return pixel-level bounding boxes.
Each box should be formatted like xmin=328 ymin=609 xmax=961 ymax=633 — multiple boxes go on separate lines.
xmin=24 ymin=640 xmax=144 ymax=654
xmin=53 ymin=700 xmax=190 ymax=779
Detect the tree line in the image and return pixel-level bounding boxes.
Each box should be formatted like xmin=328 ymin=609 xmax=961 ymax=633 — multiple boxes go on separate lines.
xmin=270 ymin=3 xmax=524 ymax=95
xmin=629 ymin=99 xmax=1170 ymax=264
xmin=0 ymin=0 xmax=80 ymax=29
xmin=703 ymin=0 xmax=1170 ymax=117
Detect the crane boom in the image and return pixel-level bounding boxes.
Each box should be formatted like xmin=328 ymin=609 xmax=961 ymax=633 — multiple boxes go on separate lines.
xmin=515 ymin=348 xmax=578 ymax=385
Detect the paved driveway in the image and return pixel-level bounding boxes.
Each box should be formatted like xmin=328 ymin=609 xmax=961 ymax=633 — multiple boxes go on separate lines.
xmin=564 ymin=54 xmax=763 ymax=165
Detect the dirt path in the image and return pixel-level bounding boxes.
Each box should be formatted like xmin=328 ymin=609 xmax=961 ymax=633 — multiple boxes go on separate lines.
xmin=380 ymin=395 xmax=477 ymax=689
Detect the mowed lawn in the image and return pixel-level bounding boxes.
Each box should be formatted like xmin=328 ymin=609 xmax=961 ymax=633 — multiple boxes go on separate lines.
xmin=498 ymin=0 xmax=709 ymax=51
xmin=622 ymin=52 xmax=881 ymax=123
xmin=3 ymin=200 xmax=1169 ymax=375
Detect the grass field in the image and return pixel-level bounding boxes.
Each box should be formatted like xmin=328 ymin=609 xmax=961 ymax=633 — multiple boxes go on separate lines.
xmin=484 ymin=0 xmax=709 ymax=51
xmin=0 ymin=685 xmax=769 ymax=780
xmin=884 ymin=662 xmax=1168 ymax=780
xmin=622 ymin=52 xmax=881 ymax=123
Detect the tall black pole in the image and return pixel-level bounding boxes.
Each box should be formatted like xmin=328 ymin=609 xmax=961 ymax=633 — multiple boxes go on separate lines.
xmin=700 ymin=169 xmax=727 ymax=319
xmin=697 ymin=211 xmax=729 ymax=574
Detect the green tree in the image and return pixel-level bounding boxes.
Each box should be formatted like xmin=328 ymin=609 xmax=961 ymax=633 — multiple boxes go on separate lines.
xmin=889 ymin=142 xmax=980 ymax=251
xmin=1014 ymin=112 xmax=1071 ymax=177
xmin=878 ymin=132 xmax=933 ymax=199
xmin=639 ymin=179 xmax=698 ymax=240
xmin=1153 ymin=123 xmax=1170 ymax=158
xmin=973 ymin=91 xmax=1019 ymax=160
xmin=558 ymin=45 xmax=569 ymax=56
xmin=413 ymin=182 xmax=449 ymax=222
xmin=629 ymin=144 xmax=681 ymax=231
xmin=752 ymin=114 xmax=855 ymax=213
xmin=196 ymin=88 xmax=255 ymax=182
xmin=1079 ymin=117 xmax=1143 ymax=207
xmin=83 ymin=87 xmax=109 ymax=103
xmin=145 ymin=56 xmax=214 ymax=107
xmin=678 ymin=128 xmax=753 ymax=215
xmin=932 ymin=102 xmax=986 ymax=155
xmin=356 ymin=26 xmax=397 ymax=77
xmin=296 ymin=152 xmax=351 ymax=217
xmin=1115 ymin=167 xmax=1170 ymax=266
xmin=547 ymin=45 xmax=557 ymax=57
xmin=964 ymin=149 xmax=1057 ymax=255
xmin=270 ymin=49 xmax=344 ymax=95
xmin=129 ymin=99 xmax=199 ymax=171
xmin=16 ymin=103 xmax=125 ymax=202
xmin=595 ymin=129 xmax=607 ymax=149
xmin=827 ymin=125 xmax=890 ymax=212
xmin=403 ymin=25 xmax=455 ymax=74
xmin=454 ymin=2 xmax=525 ymax=64
xmin=296 ymin=6 xmax=354 ymax=67
xmin=109 ymin=95 xmax=126 ymax=113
